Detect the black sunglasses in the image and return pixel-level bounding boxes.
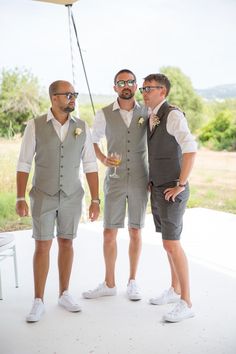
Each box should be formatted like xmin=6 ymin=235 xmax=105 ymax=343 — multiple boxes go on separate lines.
xmin=54 ymin=92 xmax=79 ymax=100
xmin=139 ymin=86 xmax=163 ymax=93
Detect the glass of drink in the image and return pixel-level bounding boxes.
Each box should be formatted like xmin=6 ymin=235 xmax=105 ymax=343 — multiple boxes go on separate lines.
xmin=109 ymin=152 xmax=122 ymax=178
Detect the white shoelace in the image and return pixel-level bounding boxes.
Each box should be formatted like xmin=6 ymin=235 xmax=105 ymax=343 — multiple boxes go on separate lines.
xmin=88 ymin=283 xmax=105 ymax=294
xmin=30 ymin=300 xmax=43 ymax=315
xmin=128 ymin=282 xmax=139 ymax=294
xmin=169 ymin=300 xmax=186 ymax=316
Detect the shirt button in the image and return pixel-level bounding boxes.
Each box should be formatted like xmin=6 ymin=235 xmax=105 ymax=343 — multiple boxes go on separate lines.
xmin=61 ymin=156 xmax=64 ymax=158
xmin=60 ymin=184 xmax=63 ymax=187
xmin=60 ymin=175 xmax=63 ymax=177
xmin=61 ymin=165 xmax=63 ymax=168
xmin=61 ymin=145 xmax=64 ymax=148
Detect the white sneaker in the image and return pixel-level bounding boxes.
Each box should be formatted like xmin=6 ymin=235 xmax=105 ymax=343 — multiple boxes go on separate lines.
xmin=82 ymin=282 xmax=117 ymax=299
xmin=127 ymin=280 xmax=142 ymax=301
xmin=163 ymin=299 xmax=195 ymax=322
xmin=58 ymin=290 xmax=81 ymax=312
xmin=26 ymin=298 xmax=45 ymax=323
xmin=149 ymin=287 xmax=180 ymax=305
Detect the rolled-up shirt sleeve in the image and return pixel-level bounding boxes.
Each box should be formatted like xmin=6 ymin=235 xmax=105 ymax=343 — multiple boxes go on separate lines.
xmin=167 ymin=110 xmax=198 ymax=153
xmin=81 ymin=122 xmax=98 ymax=173
xmin=91 ymin=109 xmax=106 ymax=143
xmin=16 ymin=119 xmax=36 ymax=173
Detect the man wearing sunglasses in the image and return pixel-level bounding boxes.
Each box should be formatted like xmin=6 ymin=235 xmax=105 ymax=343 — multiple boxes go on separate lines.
xmin=82 ymin=69 xmax=149 ymax=301
xmin=16 ymin=80 xmax=100 ymax=322
xmin=140 ymin=73 xmax=197 ymax=322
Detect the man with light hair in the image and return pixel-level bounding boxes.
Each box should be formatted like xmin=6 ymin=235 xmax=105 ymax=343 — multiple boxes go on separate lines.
xmin=140 ymin=73 xmax=197 ymax=322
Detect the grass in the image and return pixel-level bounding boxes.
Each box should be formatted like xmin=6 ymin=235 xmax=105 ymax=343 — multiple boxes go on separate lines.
xmin=0 ymin=139 xmax=236 ymax=231
xmin=188 ymin=149 xmax=236 ymax=214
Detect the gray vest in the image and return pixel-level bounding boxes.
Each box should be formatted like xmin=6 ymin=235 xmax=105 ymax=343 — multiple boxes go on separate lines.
xmin=103 ymin=103 xmax=148 ymax=180
xmin=148 ymin=102 xmax=182 ymax=186
xmin=33 ymin=114 xmax=86 ymax=196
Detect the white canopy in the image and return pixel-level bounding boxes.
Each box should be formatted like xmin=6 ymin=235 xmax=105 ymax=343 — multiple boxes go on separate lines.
xmin=34 ymin=0 xmax=79 ymax=5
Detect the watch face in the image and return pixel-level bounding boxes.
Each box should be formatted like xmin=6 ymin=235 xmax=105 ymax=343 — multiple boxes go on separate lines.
xmin=92 ymin=199 xmax=100 ymax=204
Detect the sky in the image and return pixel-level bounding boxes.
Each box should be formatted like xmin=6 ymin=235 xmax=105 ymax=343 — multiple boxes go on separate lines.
xmin=0 ymin=0 xmax=236 ymax=95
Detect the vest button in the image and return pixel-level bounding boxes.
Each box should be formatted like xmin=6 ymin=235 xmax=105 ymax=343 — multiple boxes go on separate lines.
xmin=127 ymin=140 xmax=130 ymax=143
xmin=60 ymin=175 xmax=63 ymax=177
xmin=61 ymin=155 xmax=64 ymax=158
xmin=127 ymin=159 xmax=130 ymax=161
xmin=128 ymin=131 xmax=130 ymax=134
xmin=128 ymin=150 xmax=130 ymax=152
xmin=60 ymin=184 xmax=63 ymax=187
xmin=61 ymin=165 xmax=63 ymax=168
xmin=61 ymin=145 xmax=64 ymax=148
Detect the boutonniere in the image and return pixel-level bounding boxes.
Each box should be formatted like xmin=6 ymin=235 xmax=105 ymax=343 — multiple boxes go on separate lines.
xmin=137 ymin=116 xmax=145 ymax=127
xmin=74 ymin=128 xmax=83 ymax=137
xmin=151 ymin=115 xmax=161 ymax=128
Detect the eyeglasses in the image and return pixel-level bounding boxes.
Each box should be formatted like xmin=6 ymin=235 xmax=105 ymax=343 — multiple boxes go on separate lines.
xmin=54 ymin=92 xmax=79 ymax=100
xmin=139 ymin=86 xmax=163 ymax=94
xmin=116 ymin=80 xmax=136 ymax=88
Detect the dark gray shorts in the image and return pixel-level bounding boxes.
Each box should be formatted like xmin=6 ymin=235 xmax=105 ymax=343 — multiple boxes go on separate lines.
xmin=29 ymin=187 xmax=84 ymax=241
xmin=150 ymin=183 xmax=189 ymax=240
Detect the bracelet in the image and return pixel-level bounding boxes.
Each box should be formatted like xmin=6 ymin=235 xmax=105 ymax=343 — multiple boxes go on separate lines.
xmin=16 ymin=197 xmax=25 ymax=202
xmin=91 ymin=199 xmax=100 ymax=205
xmin=178 ymin=183 xmax=186 ymax=188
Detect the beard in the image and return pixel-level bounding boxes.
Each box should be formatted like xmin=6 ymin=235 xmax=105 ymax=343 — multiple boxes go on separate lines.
xmin=118 ymin=89 xmax=134 ymax=100
xmin=63 ymin=105 xmax=75 ymax=113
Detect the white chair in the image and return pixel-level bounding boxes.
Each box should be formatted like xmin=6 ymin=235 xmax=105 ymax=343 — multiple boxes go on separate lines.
xmin=0 ymin=233 xmax=19 ymax=300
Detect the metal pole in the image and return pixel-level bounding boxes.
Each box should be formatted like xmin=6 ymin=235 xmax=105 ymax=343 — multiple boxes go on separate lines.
xmin=67 ymin=5 xmax=96 ymax=115
xmin=67 ymin=5 xmax=76 ymax=88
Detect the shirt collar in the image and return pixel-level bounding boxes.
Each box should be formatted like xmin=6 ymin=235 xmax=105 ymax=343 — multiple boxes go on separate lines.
xmin=47 ymin=109 xmax=76 ymax=122
xmin=151 ymin=99 xmax=166 ymax=115
xmin=112 ymin=100 xmax=140 ymax=112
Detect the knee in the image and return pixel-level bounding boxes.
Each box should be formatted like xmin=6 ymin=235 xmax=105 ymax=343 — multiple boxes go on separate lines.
xmin=163 ymin=240 xmax=180 ymax=255
xmin=58 ymin=238 xmax=73 ymax=251
xmin=129 ymin=228 xmax=141 ymax=242
xmin=35 ymin=240 xmax=52 ymax=255
xmin=104 ymin=229 xmax=116 ymax=246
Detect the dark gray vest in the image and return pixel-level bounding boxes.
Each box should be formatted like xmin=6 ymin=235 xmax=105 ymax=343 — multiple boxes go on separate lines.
xmin=148 ymin=102 xmax=182 ymax=186
xmin=103 ymin=103 xmax=148 ymax=180
xmin=33 ymin=114 xmax=86 ymax=196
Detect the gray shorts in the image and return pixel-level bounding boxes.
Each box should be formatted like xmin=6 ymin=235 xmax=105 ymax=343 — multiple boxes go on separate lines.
xmin=150 ymin=183 xmax=189 ymax=240
xmin=103 ymin=174 xmax=148 ymax=229
xmin=29 ymin=187 xmax=84 ymax=241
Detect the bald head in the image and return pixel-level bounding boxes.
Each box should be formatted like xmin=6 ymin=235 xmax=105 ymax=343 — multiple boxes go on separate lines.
xmin=49 ymin=80 xmax=73 ymax=101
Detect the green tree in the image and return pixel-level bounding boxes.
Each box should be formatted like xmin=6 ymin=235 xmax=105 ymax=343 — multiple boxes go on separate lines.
xmin=160 ymin=66 xmax=204 ymax=132
xmin=198 ymin=110 xmax=236 ymax=151
xmin=0 ymin=68 xmax=48 ymax=137
xmin=78 ymin=103 xmax=104 ymax=127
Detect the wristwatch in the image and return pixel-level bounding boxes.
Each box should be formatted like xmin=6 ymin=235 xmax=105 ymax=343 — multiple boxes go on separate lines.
xmin=91 ymin=199 xmax=101 ymax=205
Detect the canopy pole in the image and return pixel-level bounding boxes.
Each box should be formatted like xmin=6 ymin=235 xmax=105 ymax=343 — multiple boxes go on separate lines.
xmin=67 ymin=5 xmax=76 ymax=88
xmin=66 ymin=4 xmax=95 ymax=115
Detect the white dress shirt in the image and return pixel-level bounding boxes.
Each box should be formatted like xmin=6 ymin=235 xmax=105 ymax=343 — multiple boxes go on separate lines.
xmin=17 ymin=109 xmax=98 ymax=173
xmin=92 ymin=100 xmax=140 ymax=143
xmin=151 ymin=100 xmax=197 ymax=154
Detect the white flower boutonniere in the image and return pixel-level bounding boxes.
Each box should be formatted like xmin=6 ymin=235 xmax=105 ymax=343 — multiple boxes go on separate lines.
xmin=74 ymin=128 xmax=83 ymax=137
xmin=150 ymin=115 xmax=161 ymax=130
xmin=137 ymin=117 xmax=145 ymax=127
xmin=152 ymin=115 xmax=160 ymax=127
